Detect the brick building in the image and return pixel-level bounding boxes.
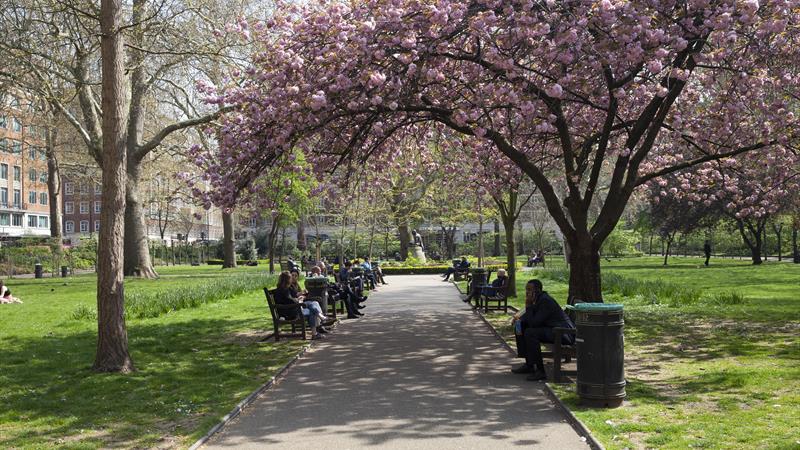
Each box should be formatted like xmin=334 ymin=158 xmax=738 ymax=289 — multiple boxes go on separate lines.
xmin=0 ymin=93 xmax=52 ymax=238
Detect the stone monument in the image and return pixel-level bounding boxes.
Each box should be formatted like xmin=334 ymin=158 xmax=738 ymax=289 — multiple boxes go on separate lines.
xmin=410 ymin=229 xmax=427 ymax=263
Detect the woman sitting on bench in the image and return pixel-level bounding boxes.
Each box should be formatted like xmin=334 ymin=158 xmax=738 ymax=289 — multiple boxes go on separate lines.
xmin=275 ymin=271 xmax=328 ymax=340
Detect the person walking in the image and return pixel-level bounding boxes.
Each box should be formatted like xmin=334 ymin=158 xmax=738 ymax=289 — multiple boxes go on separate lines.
xmin=703 ymin=240 xmax=712 ymax=266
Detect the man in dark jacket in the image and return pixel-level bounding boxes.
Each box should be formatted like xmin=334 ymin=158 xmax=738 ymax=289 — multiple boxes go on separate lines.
xmin=512 ymin=279 xmax=575 ymax=381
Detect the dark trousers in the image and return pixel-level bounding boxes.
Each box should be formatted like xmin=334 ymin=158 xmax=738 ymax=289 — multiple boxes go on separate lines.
xmin=443 ymin=267 xmax=456 ymax=280
xmin=516 ymin=327 xmax=572 ymax=370
xmin=704 ymin=254 xmax=710 ymax=266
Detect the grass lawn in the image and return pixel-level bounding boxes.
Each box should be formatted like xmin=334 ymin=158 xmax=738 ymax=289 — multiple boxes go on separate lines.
xmin=489 ymin=257 xmax=800 ymax=449
xmin=0 ymin=265 xmax=305 ymax=449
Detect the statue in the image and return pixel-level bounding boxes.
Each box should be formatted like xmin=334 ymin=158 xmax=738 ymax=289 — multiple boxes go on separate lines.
xmin=412 ymin=229 xmax=424 ymax=249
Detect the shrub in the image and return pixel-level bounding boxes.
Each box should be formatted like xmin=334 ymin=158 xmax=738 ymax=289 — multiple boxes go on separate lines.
xmin=534 ymin=267 xmax=702 ymax=306
xmin=71 ymin=272 xmax=276 ymax=320
xmin=206 ymin=259 xmax=258 ymax=266
xmin=704 ymin=291 xmax=746 ymax=306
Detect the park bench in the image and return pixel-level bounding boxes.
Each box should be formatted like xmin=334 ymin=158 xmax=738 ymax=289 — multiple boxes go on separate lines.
xmin=453 ymin=266 xmax=470 ymax=281
xmin=479 ymin=276 xmax=510 ymax=314
xmin=542 ymin=327 xmax=577 ymax=383
xmin=264 ymin=287 xmax=308 ymax=341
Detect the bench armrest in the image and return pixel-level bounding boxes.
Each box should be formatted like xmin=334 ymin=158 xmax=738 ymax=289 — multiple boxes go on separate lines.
xmin=275 ymin=303 xmax=303 ymax=315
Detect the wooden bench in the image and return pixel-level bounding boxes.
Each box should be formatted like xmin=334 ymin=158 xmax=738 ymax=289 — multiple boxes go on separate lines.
xmin=466 ymin=269 xmax=493 ymax=307
xmin=542 ymin=327 xmax=577 ymax=383
xmin=264 ymin=288 xmax=307 ymax=341
xmin=479 ymin=275 xmax=509 ymax=313
xmin=453 ymin=267 xmax=470 ymax=281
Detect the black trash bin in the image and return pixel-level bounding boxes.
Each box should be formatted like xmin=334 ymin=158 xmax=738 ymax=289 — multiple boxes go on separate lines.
xmin=468 ymin=267 xmax=487 ymax=305
xmin=572 ymin=303 xmax=626 ymax=407
xmin=34 ymin=263 xmax=43 ymax=279
xmin=61 ymin=266 xmax=68 ymax=278
xmin=304 ymin=276 xmax=329 ymax=315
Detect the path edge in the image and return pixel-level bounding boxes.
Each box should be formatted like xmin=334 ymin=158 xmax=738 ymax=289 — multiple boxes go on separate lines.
xmin=187 ymin=343 xmax=311 ymax=450
xmin=461 ymin=285 xmax=605 ymax=450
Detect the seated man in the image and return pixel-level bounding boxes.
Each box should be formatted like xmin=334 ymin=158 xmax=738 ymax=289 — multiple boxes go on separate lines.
xmin=361 ymin=257 xmax=379 ymax=290
xmin=511 ymin=279 xmax=575 ymax=381
xmin=339 ymin=261 xmax=367 ymax=308
xmin=442 ymin=256 xmax=469 ymax=281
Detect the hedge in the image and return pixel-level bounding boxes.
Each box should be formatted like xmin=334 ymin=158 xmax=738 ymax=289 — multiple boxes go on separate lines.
xmin=206 ymin=259 xmax=259 ymax=266
xmin=380 ymin=264 xmax=514 ymax=275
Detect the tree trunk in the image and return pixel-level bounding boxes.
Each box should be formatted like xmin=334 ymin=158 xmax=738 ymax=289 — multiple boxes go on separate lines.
xmin=477 ymin=211 xmax=484 ymax=267
xmin=123 ymin=165 xmax=157 ymax=278
xmin=792 ymin=225 xmax=798 ymax=263
xmin=122 ymin=0 xmax=157 ymax=279
xmin=663 ymin=234 xmax=673 ymax=266
xmin=565 ymin=231 xmax=602 ymax=304
xmin=773 ymin=223 xmax=783 ymax=261
xmin=648 ymin=233 xmax=653 ymax=255
xmin=94 ymin=0 xmax=134 ymax=373
xmin=502 ymin=216 xmax=517 ymax=297
xmin=493 ymin=218 xmax=501 ymax=257
xmin=222 ymin=210 xmax=236 ymax=268
xmin=368 ymin=220 xmax=376 ymax=260
xmin=763 ymin=227 xmax=768 ymax=261
xmin=296 ymin=216 xmax=307 ymax=253
xmin=46 ymin=124 xmax=62 ymax=239
xmin=268 ymin=218 xmax=280 ymax=273
xmin=398 ymin=223 xmax=411 ymax=260
xmin=736 ymin=219 xmax=763 ymax=265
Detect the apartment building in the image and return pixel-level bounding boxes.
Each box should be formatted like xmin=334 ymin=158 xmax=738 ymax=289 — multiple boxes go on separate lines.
xmin=62 ymin=174 xmax=224 ymax=244
xmin=0 ymin=93 xmax=52 ymax=238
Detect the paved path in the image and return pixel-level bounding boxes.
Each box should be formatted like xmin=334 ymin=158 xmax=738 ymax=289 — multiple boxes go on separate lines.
xmin=204 ymin=275 xmax=589 ymax=449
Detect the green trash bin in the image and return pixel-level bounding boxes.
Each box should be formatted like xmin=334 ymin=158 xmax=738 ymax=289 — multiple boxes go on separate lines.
xmin=468 ymin=267 xmax=487 ymax=304
xmin=571 ymin=303 xmax=626 ymax=407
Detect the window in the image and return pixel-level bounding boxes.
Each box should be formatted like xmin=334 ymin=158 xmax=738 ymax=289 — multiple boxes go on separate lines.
xmin=28 ymin=191 xmax=36 ymax=204
xmin=0 ymin=164 xmax=6 ymax=179
xmin=0 ymin=139 xmax=6 ymax=152
xmin=11 ymin=118 xmax=22 ymax=132
xmin=39 ymin=216 xmax=48 ymax=228
xmin=65 ymin=182 xmax=74 ymax=195
xmin=0 ymin=116 xmax=5 ymax=128
xmin=94 ymin=201 xmax=101 ymax=213
xmin=29 ymin=168 xmax=36 ymax=182
xmin=28 ymin=215 xmax=37 ymax=227
xmin=94 ymin=220 xmax=100 ymax=231
xmin=94 ymin=183 xmax=101 ymax=194
xmin=12 ymin=214 xmax=22 ymax=227
xmin=40 ymin=193 xmax=47 ymax=205
xmin=0 ymin=213 xmax=8 ymax=226
xmin=249 ymin=218 xmax=257 ymax=227
xmin=28 ymin=147 xmax=36 ymax=159
xmin=80 ymin=202 xmax=88 ymax=214
xmin=13 ymin=189 xmax=20 ymax=208
xmin=11 ymin=141 xmax=21 ymax=154
xmin=39 ymin=172 xmax=47 ymax=183
xmin=65 ymin=202 xmax=74 ymax=214
xmin=80 ymin=220 xmax=89 ymax=232
xmin=13 ymin=166 xmax=20 ymax=181
xmin=0 ymin=188 xmax=7 ymax=206
xmin=80 ymin=183 xmax=89 ymax=194
xmin=65 ymin=221 xmax=74 ymax=233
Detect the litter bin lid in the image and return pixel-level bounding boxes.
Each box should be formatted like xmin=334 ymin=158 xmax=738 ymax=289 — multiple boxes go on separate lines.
xmin=568 ymin=303 xmax=623 ymax=312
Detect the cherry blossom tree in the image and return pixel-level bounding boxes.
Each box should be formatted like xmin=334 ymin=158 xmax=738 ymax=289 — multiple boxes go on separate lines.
xmin=193 ymin=0 xmax=800 ymax=301
xmin=650 ymin=150 xmax=800 ymax=265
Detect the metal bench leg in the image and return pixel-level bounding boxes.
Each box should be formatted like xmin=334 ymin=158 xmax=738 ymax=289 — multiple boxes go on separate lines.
xmin=553 ymin=332 xmax=563 ymax=383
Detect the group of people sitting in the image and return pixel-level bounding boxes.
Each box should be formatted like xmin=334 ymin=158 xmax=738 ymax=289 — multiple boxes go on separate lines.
xmin=273 ymin=258 xmax=387 ymax=340
xmin=0 ymin=280 xmax=22 ymax=304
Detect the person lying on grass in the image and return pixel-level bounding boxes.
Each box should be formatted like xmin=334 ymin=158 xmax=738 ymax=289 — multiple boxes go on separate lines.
xmin=0 ymin=280 xmax=22 ymax=304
